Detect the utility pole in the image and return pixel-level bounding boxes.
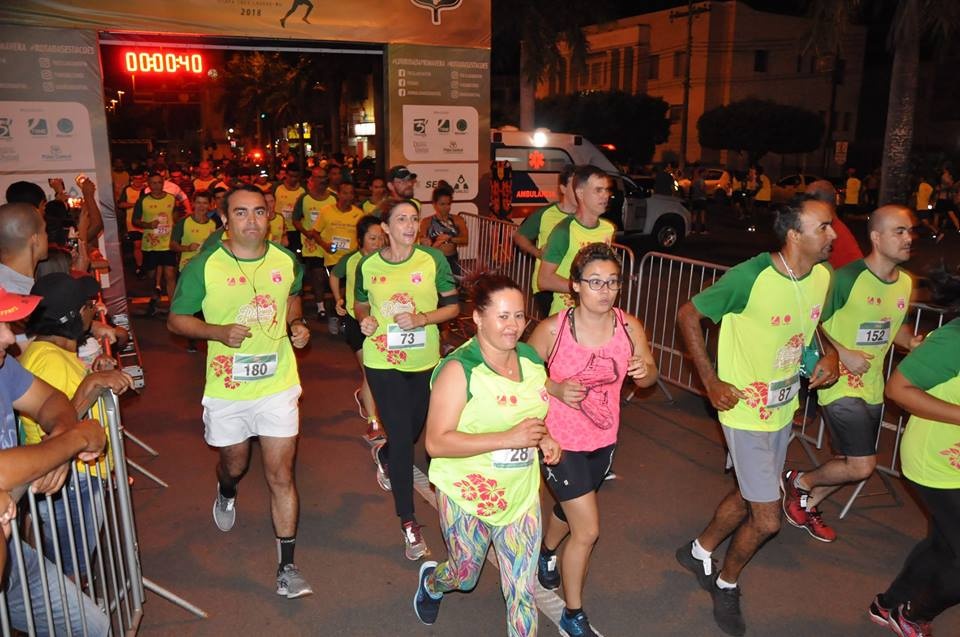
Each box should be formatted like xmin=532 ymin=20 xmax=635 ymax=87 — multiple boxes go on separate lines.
xmin=669 ymin=1 xmax=710 ymax=175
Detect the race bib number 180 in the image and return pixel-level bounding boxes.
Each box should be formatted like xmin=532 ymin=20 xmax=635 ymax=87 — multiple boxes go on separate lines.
xmin=492 ymin=447 xmax=535 ymax=469
xmin=232 ymin=353 xmax=278 ymax=381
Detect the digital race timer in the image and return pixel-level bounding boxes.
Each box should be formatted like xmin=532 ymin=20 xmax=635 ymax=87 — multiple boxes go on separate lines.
xmin=123 ymin=50 xmax=204 ymax=74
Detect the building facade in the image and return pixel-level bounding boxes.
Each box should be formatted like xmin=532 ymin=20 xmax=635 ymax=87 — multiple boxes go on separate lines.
xmin=537 ymin=1 xmax=866 ymax=177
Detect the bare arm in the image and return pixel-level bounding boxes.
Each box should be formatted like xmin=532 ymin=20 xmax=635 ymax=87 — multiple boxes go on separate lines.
xmin=513 ymin=232 xmax=541 ymax=259
xmin=452 ymin=215 xmax=468 ymax=246
xmin=286 ymin=295 xmax=309 ymax=349
xmin=425 ymin=361 xmax=547 ymax=458
xmin=677 ymin=301 xmax=745 ymax=410
xmin=79 ymin=179 xmax=104 ymax=243
xmin=886 ymin=369 xmax=960 ymax=426
xmin=894 ymin=323 xmax=924 ymax=351
xmin=167 ymin=312 xmax=252 ymax=347
xmin=0 ymin=423 xmax=104 ymax=492
xmin=537 ymin=260 xmax=569 ymax=294
xmin=624 ymin=313 xmax=658 ymax=388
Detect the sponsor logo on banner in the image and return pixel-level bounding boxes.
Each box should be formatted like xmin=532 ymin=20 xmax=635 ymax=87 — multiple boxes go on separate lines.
xmin=411 ymin=163 xmax=478 ymax=201
xmin=0 ymin=118 xmax=11 ymax=139
xmin=28 ymin=118 xmax=47 ymax=136
xmin=41 ymin=144 xmax=71 ymax=162
xmin=402 ymin=105 xmax=478 ymax=161
xmin=56 ymin=118 xmax=74 ymax=134
xmin=410 ymin=0 xmax=463 ymax=25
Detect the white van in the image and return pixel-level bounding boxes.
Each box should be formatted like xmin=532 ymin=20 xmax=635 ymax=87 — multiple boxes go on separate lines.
xmin=491 ymin=128 xmax=690 ymax=249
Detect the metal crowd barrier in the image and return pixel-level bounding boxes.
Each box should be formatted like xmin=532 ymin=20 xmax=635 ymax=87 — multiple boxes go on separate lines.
xmin=1 ymin=390 xmax=142 ymax=636
xmin=458 ymin=213 xmax=636 ymax=322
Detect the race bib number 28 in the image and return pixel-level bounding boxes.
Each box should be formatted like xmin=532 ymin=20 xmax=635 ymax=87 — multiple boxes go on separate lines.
xmin=492 ymin=447 xmax=535 ymax=469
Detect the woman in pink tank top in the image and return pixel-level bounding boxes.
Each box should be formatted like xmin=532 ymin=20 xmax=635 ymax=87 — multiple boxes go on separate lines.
xmin=527 ymin=243 xmax=658 ymax=635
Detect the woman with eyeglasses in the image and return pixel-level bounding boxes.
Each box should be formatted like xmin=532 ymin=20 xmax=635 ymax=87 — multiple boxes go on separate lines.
xmin=526 ymin=242 xmax=658 ymax=636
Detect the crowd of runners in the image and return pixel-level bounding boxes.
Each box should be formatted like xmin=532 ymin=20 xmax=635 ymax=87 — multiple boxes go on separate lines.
xmin=0 ymin=157 xmax=957 ymax=637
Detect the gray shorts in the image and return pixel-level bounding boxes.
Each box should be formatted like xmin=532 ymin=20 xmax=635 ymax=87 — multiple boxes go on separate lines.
xmin=722 ymin=424 xmax=792 ymax=503
xmin=821 ymin=397 xmax=882 ymax=457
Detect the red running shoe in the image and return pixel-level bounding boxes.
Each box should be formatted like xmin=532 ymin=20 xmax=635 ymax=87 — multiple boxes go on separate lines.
xmin=867 ymin=595 xmax=893 ymax=627
xmin=888 ymin=604 xmax=934 ymax=637
xmin=780 ymin=470 xmax=808 ymax=528
xmin=803 ymin=506 xmax=837 ymax=543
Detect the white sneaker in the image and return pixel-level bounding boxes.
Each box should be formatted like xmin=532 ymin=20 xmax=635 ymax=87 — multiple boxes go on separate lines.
xmin=213 ymin=489 xmax=236 ymax=532
xmin=276 ymin=563 xmax=313 ymax=599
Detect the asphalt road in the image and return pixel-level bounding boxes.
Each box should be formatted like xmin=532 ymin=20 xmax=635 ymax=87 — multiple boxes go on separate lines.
xmin=118 ymin=287 xmax=958 ymax=636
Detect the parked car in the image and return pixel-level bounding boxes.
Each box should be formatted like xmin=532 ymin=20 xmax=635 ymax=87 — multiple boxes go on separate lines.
xmin=772 ymin=173 xmax=821 ymax=204
xmin=677 ymin=167 xmax=732 ymax=198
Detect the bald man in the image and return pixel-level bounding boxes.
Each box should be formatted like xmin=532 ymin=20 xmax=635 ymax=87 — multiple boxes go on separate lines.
xmin=781 ymin=205 xmax=921 ymax=542
xmin=0 ymin=203 xmax=48 ymax=295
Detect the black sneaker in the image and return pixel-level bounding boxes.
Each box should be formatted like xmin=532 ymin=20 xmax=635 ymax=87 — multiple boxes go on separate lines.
xmin=675 ymin=541 xmax=715 ymax=591
xmin=559 ymin=608 xmax=597 ymax=637
xmin=145 ymin=297 xmax=158 ymax=317
xmin=710 ymin=576 xmax=746 ymax=636
xmin=537 ymin=550 xmax=560 ymax=590
xmin=413 ymin=560 xmax=442 ymax=625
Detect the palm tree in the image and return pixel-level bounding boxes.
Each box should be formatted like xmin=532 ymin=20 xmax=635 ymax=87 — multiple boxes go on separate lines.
xmin=493 ymin=0 xmax=591 ymax=129
xmin=811 ymin=0 xmax=960 ymax=204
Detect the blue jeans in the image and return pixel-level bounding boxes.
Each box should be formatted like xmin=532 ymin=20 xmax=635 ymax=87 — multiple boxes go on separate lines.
xmin=36 ymin=474 xmax=103 ymax=579
xmin=4 ymin=539 xmax=110 ymax=636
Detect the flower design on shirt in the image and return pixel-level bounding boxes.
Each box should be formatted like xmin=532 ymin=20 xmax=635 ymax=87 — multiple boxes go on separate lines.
xmin=939 ymin=443 xmax=960 ymax=470
xmin=454 ymin=473 xmax=508 ymax=517
xmin=236 ymin=294 xmax=278 ymax=328
xmin=839 ymin=361 xmax=864 ymax=389
xmin=775 ymin=333 xmax=804 ymax=370
xmin=741 ymin=382 xmax=772 ymax=421
xmin=210 ymin=355 xmax=241 ymax=390
xmin=370 ymin=334 xmax=407 ymax=365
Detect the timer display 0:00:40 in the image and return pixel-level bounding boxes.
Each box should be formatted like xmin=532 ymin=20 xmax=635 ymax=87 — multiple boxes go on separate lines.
xmin=123 ymin=51 xmax=204 ymax=74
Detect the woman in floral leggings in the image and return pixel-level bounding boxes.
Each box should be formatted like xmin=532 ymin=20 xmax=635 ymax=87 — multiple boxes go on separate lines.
xmin=414 ymin=274 xmax=560 ymax=636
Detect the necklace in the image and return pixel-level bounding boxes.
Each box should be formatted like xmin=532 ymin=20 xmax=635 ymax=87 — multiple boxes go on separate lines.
xmin=483 ymin=351 xmax=517 ymax=377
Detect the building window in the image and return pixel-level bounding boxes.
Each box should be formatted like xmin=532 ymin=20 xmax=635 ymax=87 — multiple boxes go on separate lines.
xmin=557 ymin=58 xmax=567 ymax=94
xmin=673 ymin=51 xmax=686 ymax=78
xmin=669 ymin=105 xmax=683 ymax=123
xmin=648 ymin=53 xmax=660 ymax=80
xmin=754 ymin=50 xmax=769 ymax=73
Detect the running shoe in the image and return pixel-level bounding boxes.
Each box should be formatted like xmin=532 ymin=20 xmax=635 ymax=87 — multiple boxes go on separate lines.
xmin=780 ymin=470 xmax=809 ymax=528
xmin=868 ymin=594 xmax=893 ymax=627
xmin=276 ymin=563 xmax=313 ymax=599
xmin=364 ymin=419 xmax=386 ymax=446
xmin=316 ymin=303 xmax=327 ymax=319
xmin=710 ymin=577 xmax=746 ymax=637
xmin=558 ymin=609 xmax=598 ymax=637
xmin=213 ymin=489 xmax=236 ymax=532
xmin=888 ymin=604 xmax=934 ymax=637
xmin=402 ymin=521 xmax=428 ymax=561
xmin=803 ymin=506 xmax=837 ymax=543
xmin=603 ymin=470 xmax=618 ymax=481
xmin=675 ymin=541 xmax=715 ymax=592
xmin=413 ymin=560 xmax=442 ymax=625
xmin=537 ymin=550 xmax=560 ymax=590
xmin=372 ymin=442 xmax=391 ymax=491
xmin=327 ymin=315 xmax=340 ymax=335
xmin=145 ymin=297 xmax=158 ymax=318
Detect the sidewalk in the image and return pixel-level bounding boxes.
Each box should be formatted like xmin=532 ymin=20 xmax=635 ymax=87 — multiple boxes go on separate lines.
xmin=123 ymin=314 xmax=958 ymax=636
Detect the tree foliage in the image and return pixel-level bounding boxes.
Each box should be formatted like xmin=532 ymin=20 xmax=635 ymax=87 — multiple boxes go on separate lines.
xmin=535 ymin=91 xmax=670 ymax=164
xmin=698 ymin=98 xmax=825 ymax=163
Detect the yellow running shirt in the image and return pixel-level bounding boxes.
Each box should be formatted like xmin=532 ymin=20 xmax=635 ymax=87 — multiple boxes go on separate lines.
xmin=293 ymin=193 xmax=335 ymax=257
xmin=517 ymin=203 xmax=572 ymax=294
xmin=541 ymin=215 xmax=615 ymax=314
xmin=355 ymin=245 xmax=455 ymax=371
xmin=316 ymin=203 xmax=363 ymax=266
xmin=692 ymin=253 xmax=831 ymax=431
xmin=274 ymin=184 xmax=306 ymax=232
xmin=133 ymin=192 xmax=176 ymax=251
xmin=172 ymin=216 xmax=217 ymax=271
xmin=171 ymin=242 xmax=304 ymax=400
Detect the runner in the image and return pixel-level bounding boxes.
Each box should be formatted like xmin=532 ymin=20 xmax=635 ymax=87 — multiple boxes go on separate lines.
xmin=117 ymin=169 xmax=147 ymax=277
xmin=313 ymin=181 xmax=363 ymax=333
xmin=414 ymin=274 xmax=561 ymax=635
xmin=265 ymin=190 xmax=287 ymax=246
xmin=674 ymin=196 xmax=838 ymax=636
xmin=527 ymin=243 xmax=658 ymax=637
xmin=361 ymin=177 xmax=388 ymax=217
xmin=513 ymin=164 xmax=577 ymax=318
xmin=330 ymin=215 xmax=386 ymax=444
xmin=171 ymin=190 xmax=217 ymax=272
xmin=538 ymin=165 xmax=615 ymax=316
xmin=870 ymin=267 xmax=960 ymax=636
xmin=132 ymin=172 xmax=177 ymax=317
xmin=385 ymin=165 xmax=421 ymax=213
xmin=167 ymin=184 xmax=313 ymax=598
xmin=355 ymin=200 xmax=458 ymax=560
xmin=292 ymin=167 xmax=335 ymax=319
xmin=274 ymin=165 xmax=306 ymax=256
xmin=782 ymin=205 xmax=918 ymax=542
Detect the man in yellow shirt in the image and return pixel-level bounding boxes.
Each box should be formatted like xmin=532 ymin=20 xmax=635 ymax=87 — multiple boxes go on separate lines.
xmin=274 ymin=165 xmax=306 ymax=255
xmin=312 ymin=182 xmax=363 ymax=332
xmin=293 ymin=167 xmax=335 ymax=319
xmin=843 ymin=167 xmax=862 ymax=217
xmin=132 ymin=173 xmax=177 ymax=316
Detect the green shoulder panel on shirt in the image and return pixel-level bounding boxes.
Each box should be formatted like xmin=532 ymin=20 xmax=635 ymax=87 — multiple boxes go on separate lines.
xmin=692 ymin=252 xmax=771 ymax=323
xmin=516 ymin=342 xmax=544 ymax=367
xmin=517 ymin=205 xmax=551 ymax=241
xmin=331 ymin=250 xmax=359 ymax=278
xmin=200 ymin=227 xmax=225 ymax=252
xmin=821 ymin=259 xmax=867 ymax=322
xmin=292 ymin=193 xmax=307 ymax=221
xmin=171 ymin=218 xmax=186 ymax=244
xmin=170 ymin=244 xmax=215 ymax=314
xmin=431 ymin=338 xmax=484 ymax=399
xmin=419 ymin=245 xmax=456 ymax=292
xmin=898 ymin=319 xmax=960 ymax=390
xmin=541 ymin=216 xmax=574 ymax=264
xmin=353 ymin=249 xmax=377 ymax=304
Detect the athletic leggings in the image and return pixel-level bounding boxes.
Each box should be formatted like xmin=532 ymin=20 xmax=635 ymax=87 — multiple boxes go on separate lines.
xmin=364 ymin=367 xmax=431 ymax=522
xmin=429 ymin=490 xmax=541 ymax=637
xmin=883 ymin=481 xmax=960 ymax=622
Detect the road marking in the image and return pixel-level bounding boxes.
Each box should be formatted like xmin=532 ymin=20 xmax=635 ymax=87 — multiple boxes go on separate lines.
xmin=411 ymin=466 xmax=606 ymax=637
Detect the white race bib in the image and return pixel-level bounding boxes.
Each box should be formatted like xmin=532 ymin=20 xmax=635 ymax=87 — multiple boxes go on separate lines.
xmin=331 ymin=235 xmax=350 ymax=251
xmin=856 ymin=320 xmax=890 ymax=347
xmin=232 ymin=353 xmax=278 ymax=381
xmin=492 ymin=447 xmax=535 ymax=469
xmin=766 ymin=374 xmax=800 ymax=408
xmin=386 ymin=323 xmax=425 ymax=350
